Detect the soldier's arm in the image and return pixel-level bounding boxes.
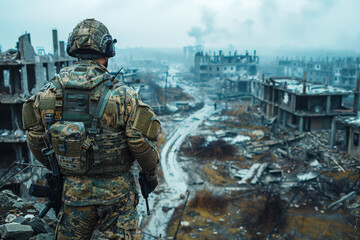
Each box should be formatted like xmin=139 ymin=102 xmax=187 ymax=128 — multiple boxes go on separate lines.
xmin=22 ymin=94 xmax=50 ymax=170
xmin=124 ymin=89 xmax=161 ymax=183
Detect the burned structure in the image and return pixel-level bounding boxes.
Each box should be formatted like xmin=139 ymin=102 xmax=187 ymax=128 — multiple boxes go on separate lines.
xmin=251 ymin=76 xmax=356 ymax=133
xmin=194 ymin=50 xmax=259 ymax=82
xmin=331 ymin=117 xmax=360 ymax=159
xmin=183 ymin=45 xmax=204 ymax=65
xmin=278 ymin=57 xmax=360 ymax=89
xmin=0 ymin=30 xmax=74 ymax=170
xmin=222 ymin=76 xmax=253 ymax=98
xmin=110 ymin=68 xmax=140 ymax=85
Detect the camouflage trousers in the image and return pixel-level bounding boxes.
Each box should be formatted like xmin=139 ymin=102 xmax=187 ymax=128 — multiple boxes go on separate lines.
xmin=55 ymin=191 xmax=142 ymax=240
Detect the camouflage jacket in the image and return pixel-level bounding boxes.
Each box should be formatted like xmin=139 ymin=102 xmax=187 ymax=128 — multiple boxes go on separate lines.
xmin=22 ymin=60 xmax=160 ymax=206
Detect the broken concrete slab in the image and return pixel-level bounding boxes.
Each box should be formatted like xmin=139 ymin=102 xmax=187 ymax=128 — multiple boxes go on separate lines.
xmin=5 ymin=214 xmax=17 ymax=223
xmin=238 ymin=163 xmax=268 ymax=184
xmin=0 ymin=223 xmax=34 ymax=240
xmin=251 ymin=163 xmax=268 ymax=184
xmin=239 ymin=163 xmax=261 ymax=184
xmin=28 ymin=217 xmax=47 ymax=234
xmin=11 ymin=216 xmax=28 ymax=225
xmin=328 ymin=191 xmax=357 ymax=210
xmin=34 ymin=233 xmax=55 ymax=240
xmin=297 ymin=172 xmax=318 ymax=182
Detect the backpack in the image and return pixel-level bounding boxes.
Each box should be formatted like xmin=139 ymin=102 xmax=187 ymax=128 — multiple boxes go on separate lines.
xmin=48 ymin=66 xmax=115 ymax=175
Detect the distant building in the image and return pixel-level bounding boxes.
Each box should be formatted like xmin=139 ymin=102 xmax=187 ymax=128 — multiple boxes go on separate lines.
xmin=183 ymin=45 xmax=203 ymax=64
xmin=110 ymin=68 xmax=140 ymax=85
xmin=306 ymin=60 xmax=333 ymax=85
xmin=221 ymin=76 xmax=253 ymax=99
xmin=194 ymin=50 xmax=259 ymax=81
xmin=278 ymin=57 xmax=360 ymax=89
xmin=333 ymin=58 xmax=359 ymax=89
xmin=278 ymin=59 xmax=305 ymax=79
xmin=251 ymin=77 xmax=356 ymax=133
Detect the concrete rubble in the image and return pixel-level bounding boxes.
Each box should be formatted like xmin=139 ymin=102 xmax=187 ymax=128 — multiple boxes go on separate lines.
xmin=0 ymin=190 xmax=55 ymax=240
xmin=162 ymin=71 xmax=360 ymax=239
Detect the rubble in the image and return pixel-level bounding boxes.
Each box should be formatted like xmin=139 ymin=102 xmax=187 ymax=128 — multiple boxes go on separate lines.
xmin=0 ymin=191 xmax=55 ymax=240
xmin=328 ymin=191 xmax=357 ymax=210
xmin=0 ymin=29 xmax=75 ymax=203
xmin=0 ymin=223 xmax=34 ymax=240
xmin=168 ymin=91 xmax=360 ymax=239
xmin=28 ymin=217 xmax=48 ymax=234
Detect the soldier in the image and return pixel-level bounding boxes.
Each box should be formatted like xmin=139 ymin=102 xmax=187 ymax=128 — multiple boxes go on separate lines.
xmin=22 ymin=19 xmax=160 ymax=239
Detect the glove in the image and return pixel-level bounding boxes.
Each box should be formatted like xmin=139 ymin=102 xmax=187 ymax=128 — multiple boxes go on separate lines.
xmin=147 ymin=177 xmax=158 ymax=193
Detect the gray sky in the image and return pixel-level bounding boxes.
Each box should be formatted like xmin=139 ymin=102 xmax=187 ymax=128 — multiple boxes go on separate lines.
xmin=0 ymin=0 xmax=359 ymax=54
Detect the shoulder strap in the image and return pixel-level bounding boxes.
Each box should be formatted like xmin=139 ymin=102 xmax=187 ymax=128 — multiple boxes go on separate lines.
xmin=82 ymin=80 xmax=113 ymax=150
xmin=50 ymin=79 xmax=63 ymax=121
xmin=88 ymin=80 xmax=113 ymax=134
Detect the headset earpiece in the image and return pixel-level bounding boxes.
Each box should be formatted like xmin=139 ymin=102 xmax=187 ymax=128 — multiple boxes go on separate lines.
xmin=104 ymin=38 xmax=116 ymax=58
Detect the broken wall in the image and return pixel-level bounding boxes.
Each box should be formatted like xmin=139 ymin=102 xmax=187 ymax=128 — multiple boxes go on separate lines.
xmin=348 ymin=126 xmax=360 ymax=159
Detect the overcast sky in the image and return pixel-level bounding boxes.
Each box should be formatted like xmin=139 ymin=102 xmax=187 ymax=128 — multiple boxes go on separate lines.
xmin=0 ymin=0 xmax=359 ymax=54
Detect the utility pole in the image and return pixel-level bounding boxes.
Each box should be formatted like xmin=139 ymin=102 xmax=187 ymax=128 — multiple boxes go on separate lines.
xmin=354 ymin=70 xmax=360 ymax=116
xmin=163 ymin=66 xmax=168 ymax=112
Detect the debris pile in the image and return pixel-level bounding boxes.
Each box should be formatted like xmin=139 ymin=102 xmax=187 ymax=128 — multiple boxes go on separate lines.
xmin=170 ymin=99 xmax=360 ymax=239
xmin=0 ymin=190 xmax=56 ymax=240
xmin=0 ymin=129 xmax=26 ymax=143
xmin=181 ymin=136 xmax=236 ymax=160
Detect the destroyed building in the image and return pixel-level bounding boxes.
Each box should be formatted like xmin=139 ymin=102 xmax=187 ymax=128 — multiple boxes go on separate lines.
xmin=333 ymin=58 xmax=359 ymax=89
xmin=251 ymin=76 xmax=357 ymax=133
xmin=183 ymin=45 xmax=204 ymax=66
xmin=110 ymin=68 xmax=140 ymax=85
xmin=194 ymin=50 xmax=259 ymax=82
xmin=277 ymin=58 xmax=305 ymax=79
xmin=0 ymin=30 xmax=74 ymax=172
xmin=330 ymin=116 xmax=360 ymax=159
xmin=222 ymin=76 xmax=253 ymax=98
xmin=278 ymin=57 xmax=360 ymax=89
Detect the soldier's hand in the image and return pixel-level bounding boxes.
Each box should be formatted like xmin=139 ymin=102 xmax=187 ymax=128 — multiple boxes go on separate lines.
xmin=147 ymin=177 xmax=158 ymax=193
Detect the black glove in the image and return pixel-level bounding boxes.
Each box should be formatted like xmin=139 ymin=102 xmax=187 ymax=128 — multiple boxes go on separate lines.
xmin=147 ymin=177 xmax=158 ymax=193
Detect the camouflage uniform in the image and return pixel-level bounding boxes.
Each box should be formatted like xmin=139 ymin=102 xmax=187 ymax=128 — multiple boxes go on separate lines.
xmin=22 ymin=19 xmax=160 ymax=240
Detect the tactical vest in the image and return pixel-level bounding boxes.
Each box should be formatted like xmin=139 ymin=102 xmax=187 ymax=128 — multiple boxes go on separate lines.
xmin=46 ymin=62 xmax=133 ymax=177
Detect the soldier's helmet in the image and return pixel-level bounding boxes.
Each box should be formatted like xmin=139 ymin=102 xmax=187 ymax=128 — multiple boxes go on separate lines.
xmin=66 ymin=18 xmax=117 ymax=59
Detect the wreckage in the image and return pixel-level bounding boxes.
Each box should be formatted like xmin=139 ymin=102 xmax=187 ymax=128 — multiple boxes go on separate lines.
xmin=0 ymin=38 xmax=359 ymax=239
xmin=0 ymin=29 xmax=74 ymax=171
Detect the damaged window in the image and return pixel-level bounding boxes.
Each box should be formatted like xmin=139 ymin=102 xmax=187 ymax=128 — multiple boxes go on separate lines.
xmin=354 ymin=133 xmax=359 ymax=147
xmin=3 ymin=70 xmax=10 ymax=87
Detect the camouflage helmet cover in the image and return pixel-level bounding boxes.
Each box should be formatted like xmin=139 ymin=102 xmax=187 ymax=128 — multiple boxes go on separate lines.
xmin=67 ymin=18 xmax=116 ymax=59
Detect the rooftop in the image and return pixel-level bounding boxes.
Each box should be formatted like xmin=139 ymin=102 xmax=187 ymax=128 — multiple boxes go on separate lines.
xmin=255 ymin=77 xmax=353 ymax=95
xmin=339 ymin=116 xmax=360 ymax=126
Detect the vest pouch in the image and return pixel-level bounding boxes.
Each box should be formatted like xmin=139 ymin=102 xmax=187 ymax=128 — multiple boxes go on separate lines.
xmin=50 ymin=121 xmax=90 ymax=175
xmin=86 ymin=131 xmax=132 ymax=176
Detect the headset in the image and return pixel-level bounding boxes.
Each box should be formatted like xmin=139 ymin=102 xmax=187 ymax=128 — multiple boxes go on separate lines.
xmin=100 ymin=34 xmax=117 ymax=58
xmin=66 ymin=33 xmax=117 ymax=59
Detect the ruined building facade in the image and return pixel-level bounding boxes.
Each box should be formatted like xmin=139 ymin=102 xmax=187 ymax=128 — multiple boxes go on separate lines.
xmin=251 ymin=77 xmax=357 ymax=133
xmin=331 ymin=117 xmax=360 ymax=159
xmin=194 ymin=50 xmax=259 ymax=82
xmin=0 ymin=30 xmax=74 ymax=170
xmin=183 ymin=45 xmax=204 ymax=66
xmin=278 ymin=57 xmax=360 ymax=89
